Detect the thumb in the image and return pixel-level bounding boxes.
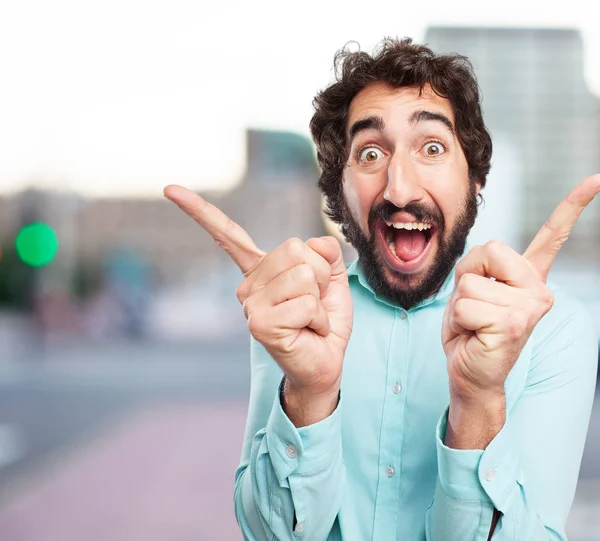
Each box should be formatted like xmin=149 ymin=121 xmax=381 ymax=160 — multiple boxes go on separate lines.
xmin=306 ymin=236 xmax=346 ymax=278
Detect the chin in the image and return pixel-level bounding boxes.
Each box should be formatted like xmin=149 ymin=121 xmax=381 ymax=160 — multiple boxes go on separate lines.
xmin=378 ymin=251 xmax=433 ymax=294
xmin=366 ymin=234 xmax=449 ymax=309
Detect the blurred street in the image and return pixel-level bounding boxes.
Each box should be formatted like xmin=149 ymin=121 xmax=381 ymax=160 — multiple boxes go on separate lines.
xmin=0 ymin=340 xmax=251 ymax=541
xmin=0 ymin=340 xmax=598 ymax=540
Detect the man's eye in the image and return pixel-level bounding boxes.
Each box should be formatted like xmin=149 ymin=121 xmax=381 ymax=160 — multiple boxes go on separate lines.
xmin=357 ymin=147 xmax=384 ymax=163
xmin=423 ymin=142 xmax=446 ymax=157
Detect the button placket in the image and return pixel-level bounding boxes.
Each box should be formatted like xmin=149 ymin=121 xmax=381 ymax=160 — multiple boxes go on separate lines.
xmin=372 ymin=305 xmax=409 ymax=538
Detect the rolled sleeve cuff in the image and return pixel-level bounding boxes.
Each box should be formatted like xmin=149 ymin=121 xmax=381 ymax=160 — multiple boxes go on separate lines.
xmin=266 ymin=378 xmax=342 ymax=486
xmin=436 ymin=407 xmax=523 ymax=513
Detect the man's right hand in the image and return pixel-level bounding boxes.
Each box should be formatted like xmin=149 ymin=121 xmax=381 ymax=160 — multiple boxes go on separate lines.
xmin=164 ymin=185 xmax=354 ymax=426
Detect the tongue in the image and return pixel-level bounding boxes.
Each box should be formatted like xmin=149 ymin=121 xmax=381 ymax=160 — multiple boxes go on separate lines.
xmin=393 ymin=229 xmax=427 ymax=261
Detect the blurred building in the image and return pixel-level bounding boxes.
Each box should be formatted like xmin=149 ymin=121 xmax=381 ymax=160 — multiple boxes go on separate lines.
xmin=0 ymin=198 xmax=17 ymax=239
xmin=425 ymin=26 xmax=600 ymax=261
xmin=75 ymin=128 xmax=327 ymax=285
xmin=0 ymin=128 xmax=327 ymax=302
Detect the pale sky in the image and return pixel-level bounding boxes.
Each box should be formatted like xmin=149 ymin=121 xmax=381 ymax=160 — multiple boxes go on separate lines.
xmin=0 ymin=0 xmax=598 ymax=197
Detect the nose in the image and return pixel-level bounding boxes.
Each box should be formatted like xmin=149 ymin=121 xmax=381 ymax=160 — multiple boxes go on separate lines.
xmin=383 ymin=154 xmax=426 ymax=208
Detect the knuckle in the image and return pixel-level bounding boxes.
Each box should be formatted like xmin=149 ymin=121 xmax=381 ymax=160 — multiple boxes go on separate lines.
xmin=485 ymin=239 xmax=506 ymax=258
xmin=456 ymin=245 xmax=482 ymax=274
xmin=246 ymin=309 xmax=264 ymax=334
xmin=455 ymin=260 xmax=467 ymax=278
xmin=542 ymin=217 xmax=559 ymax=235
xmin=302 ymin=294 xmax=319 ymax=314
xmin=242 ymin=296 xmax=255 ymax=318
xmin=294 ymin=263 xmax=316 ymax=285
xmin=247 ymin=315 xmax=260 ymax=335
xmin=539 ymin=286 xmax=555 ymax=311
xmin=453 ymin=298 xmax=468 ymax=320
xmin=213 ymin=236 xmax=229 ymax=253
xmin=456 ymin=273 xmax=475 ymax=297
xmin=284 ymin=237 xmax=305 ymax=260
xmin=506 ymin=311 xmax=527 ymax=338
xmin=550 ymin=232 xmax=568 ymax=253
xmin=236 ymin=282 xmax=248 ymax=304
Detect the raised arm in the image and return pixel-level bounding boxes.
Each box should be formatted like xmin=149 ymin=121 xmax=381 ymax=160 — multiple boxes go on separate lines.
xmin=427 ymin=174 xmax=600 ymax=539
xmin=164 ymin=185 xmax=354 ymax=540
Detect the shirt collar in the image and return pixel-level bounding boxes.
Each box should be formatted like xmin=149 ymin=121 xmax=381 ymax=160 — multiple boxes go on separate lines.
xmin=346 ymin=238 xmax=472 ymax=311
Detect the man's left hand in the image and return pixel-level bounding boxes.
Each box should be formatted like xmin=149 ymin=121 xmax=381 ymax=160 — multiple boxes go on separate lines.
xmin=443 ymin=174 xmax=600 ymax=404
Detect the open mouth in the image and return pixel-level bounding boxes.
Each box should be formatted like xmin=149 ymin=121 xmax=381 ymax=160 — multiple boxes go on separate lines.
xmin=375 ymin=218 xmax=437 ymax=274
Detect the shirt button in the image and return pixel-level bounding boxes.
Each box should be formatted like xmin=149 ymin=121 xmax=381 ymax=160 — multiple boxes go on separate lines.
xmin=385 ymin=465 xmax=395 ymax=478
xmin=295 ymin=522 xmax=305 ymax=532
xmin=399 ymin=310 xmax=408 ymax=320
xmin=286 ymin=445 xmax=298 ymax=458
xmin=392 ymin=383 xmax=402 ymax=394
xmin=485 ymin=468 xmax=497 ymax=482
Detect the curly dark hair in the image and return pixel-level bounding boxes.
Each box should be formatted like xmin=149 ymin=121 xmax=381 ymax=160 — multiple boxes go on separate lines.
xmin=309 ymin=37 xmax=492 ymax=230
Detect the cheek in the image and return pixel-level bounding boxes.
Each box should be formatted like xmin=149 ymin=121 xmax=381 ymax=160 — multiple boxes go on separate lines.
xmin=437 ymin=188 xmax=464 ymax=224
xmin=427 ymin=161 xmax=470 ymax=228
xmin=343 ymin=170 xmax=381 ymax=230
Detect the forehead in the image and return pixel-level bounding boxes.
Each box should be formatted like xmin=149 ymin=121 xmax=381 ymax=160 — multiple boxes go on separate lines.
xmin=347 ymin=82 xmax=455 ymax=134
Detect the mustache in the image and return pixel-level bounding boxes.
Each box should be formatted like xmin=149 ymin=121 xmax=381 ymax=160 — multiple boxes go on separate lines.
xmin=368 ymin=201 xmax=445 ymax=231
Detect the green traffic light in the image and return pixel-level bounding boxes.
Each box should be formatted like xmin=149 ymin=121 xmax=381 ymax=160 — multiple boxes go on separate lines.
xmin=15 ymin=222 xmax=59 ymax=267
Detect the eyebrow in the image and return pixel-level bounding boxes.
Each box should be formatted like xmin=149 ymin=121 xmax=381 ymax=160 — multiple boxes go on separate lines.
xmin=348 ymin=115 xmax=385 ymax=145
xmin=409 ymin=110 xmax=455 ymax=137
xmin=347 ymin=109 xmax=456 ymax=147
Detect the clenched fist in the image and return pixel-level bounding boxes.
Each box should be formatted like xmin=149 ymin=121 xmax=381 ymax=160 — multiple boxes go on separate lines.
xmin=163 ymin=185 xmax=354 ymax=426
xmin=443 ymin=175 xmax=600 ymax=401
xmin=442 ymin=174 xmax=600 ymax=450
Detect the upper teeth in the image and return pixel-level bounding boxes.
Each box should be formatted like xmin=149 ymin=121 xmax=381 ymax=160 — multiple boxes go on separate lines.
xmin=385 ymin=221 xmax=432 ymax=231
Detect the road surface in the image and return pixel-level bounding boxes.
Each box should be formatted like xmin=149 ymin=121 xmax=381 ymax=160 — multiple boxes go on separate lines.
xmin=0 ymin=340 xmax=598 ymax=540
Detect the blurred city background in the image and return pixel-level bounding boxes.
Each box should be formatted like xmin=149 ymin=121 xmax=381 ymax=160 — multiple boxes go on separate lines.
xmin=0 ymin=2 xmax=599 ymax=540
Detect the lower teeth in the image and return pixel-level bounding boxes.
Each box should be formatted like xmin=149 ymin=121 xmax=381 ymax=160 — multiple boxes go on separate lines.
xmin=387 ymin=239 xmax=397 ymax=257
xmin=387 ymin=239 xmax=407 ymax=262
xmin=385 ymin=232 xmax=432 ymax=262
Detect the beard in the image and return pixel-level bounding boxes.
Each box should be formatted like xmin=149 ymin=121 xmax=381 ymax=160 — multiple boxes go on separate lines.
xmin=340 ymin=184 xmax=479 ymax=310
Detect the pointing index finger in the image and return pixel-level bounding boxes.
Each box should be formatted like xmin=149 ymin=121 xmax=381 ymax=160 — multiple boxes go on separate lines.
xmin=164 ymin=184 xmax=265 ymax=274
xmin=523 ymin=174 xmax=600 ymax=281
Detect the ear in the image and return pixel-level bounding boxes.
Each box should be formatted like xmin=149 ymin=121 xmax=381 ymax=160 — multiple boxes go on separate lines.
xmin=475 ymin=181 xmax=482 ymax=196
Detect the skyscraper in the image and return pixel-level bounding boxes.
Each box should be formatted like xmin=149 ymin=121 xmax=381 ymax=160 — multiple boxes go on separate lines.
xmin=425 ymin=27 xmax=600 ymax=261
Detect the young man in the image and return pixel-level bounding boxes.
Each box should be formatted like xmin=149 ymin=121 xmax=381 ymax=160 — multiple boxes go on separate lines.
xmin=164 ymin=38 xmax=599 ymax=540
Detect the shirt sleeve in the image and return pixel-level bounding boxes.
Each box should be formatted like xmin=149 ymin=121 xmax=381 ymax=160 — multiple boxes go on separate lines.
xmin=425 ymin=288 xmax=598 ymax=540
xmin=233 ymin=337 xmax=345 ymax=541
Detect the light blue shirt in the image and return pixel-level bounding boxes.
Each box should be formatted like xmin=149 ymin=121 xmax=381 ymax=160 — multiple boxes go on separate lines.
xmin=234 ymin=254 xmax=598 ymax=540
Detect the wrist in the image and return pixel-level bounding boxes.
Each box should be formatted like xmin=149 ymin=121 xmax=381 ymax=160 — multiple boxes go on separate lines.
xmin=446 ymin=391 xmax=506 ymax=450
xmin=282 ymin=377 xmax=340 ymax=428
xmin=449 ymin=384 xmax=506 ymax=408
